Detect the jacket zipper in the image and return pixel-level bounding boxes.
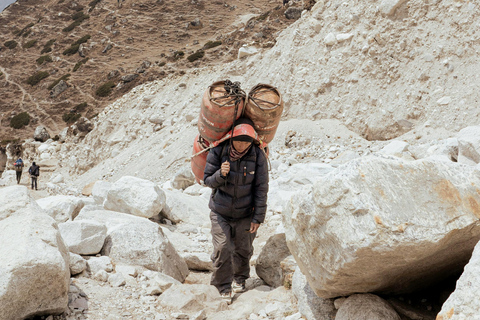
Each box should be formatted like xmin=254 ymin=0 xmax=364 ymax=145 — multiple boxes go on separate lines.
xmin=232 ymin=160 xmax=240 ymax=206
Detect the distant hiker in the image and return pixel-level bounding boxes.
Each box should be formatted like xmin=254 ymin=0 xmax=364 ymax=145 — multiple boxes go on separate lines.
xmin=204 ymin=118 xmax=269 ymax=305
xmin=14 ymin=158 xmax=24 ymax=184
xmin=28 ymin=162 xmax=40 ymax=190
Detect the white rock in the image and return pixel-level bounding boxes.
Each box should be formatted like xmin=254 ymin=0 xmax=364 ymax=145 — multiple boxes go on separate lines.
xmin=108 ymin=273 xmax=126 ymax=287
xmin=456 ymin=126 xmax=480 ymax=165
xmin=171 ymin=166 xmax=195 ymax=190
xmin=379 ymin=140 xmax=409 ymax=156
xmin=104 ymin=176 xmax=166 ymax=218
xmin=238 ymin=46 xmax=259 ymax=59
xmin=0 ymin=185 xmax=44 ymax=219
xmin=284 ymin=156 xmax=480 ymax=298
xmin=437 ymin=240 xmax=480 ymax=319
xmin=87 ymin=256 xmax=113 ymax=274
xmin=324 ymin=33 xmax=337 ymax=45
xmin=162 ymin=189 xmax=210 ymax=227
xmin=379 ymin=0 xmax=407 ymax=16
xmin=94 ymin=269 xmax=109 ymax=282
xmin=336 ymin=33 xmax=353 ymax=42
xmin=69 ymin=253 xmax=87 ymax=275
xmin=437 ymin=96 xmax=452 ymax=105
xmin=58 ymin=220 xmax=107 ymax=255
xmin=36 ymin=195 xmax=85 ymax=223
xmin=77 ymin=209 xmax=189 ymax=282
xmin=0 ymin=209 xmax=69 ymax=319
xmin=0 ymin=170 xmax=16 ymax=187
xmin=92 ymin=180 xmax=112 ymax=205
xmin=50 ymin=173 xmax=65 ymax=184
xmin=158 ymin=284 xmax=223 ymax=313
xmin=182 ymin=252 xmax=213 ymax=271
xmin=153 ymin=272 xmax=182 ymax=292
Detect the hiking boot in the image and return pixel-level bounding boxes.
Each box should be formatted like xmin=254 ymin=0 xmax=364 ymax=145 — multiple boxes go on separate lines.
xmin=232 ymin=281 xmax=246 ymax=293
xmin=220 ymin=291 xmax=233 ymax=305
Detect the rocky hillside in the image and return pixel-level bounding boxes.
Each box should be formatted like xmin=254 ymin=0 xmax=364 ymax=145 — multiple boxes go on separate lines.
xmin=0 ymin=0 xmax=297 ymax=143
xmin=2 ymin=0 xmax=480 ymax=320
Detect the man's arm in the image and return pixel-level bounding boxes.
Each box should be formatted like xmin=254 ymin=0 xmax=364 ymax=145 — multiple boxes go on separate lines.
xmin=204 ymin=145 xmax=227 ymax=189
xmin=252 ymin=148 xmax=269 ymax=224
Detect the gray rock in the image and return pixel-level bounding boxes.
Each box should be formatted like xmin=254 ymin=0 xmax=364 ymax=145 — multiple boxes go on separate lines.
xmin=108 ymin=273 xmax=126 ymax=287
xmin=34 ymin=126 xmax=51 ymax=142
xmin=58 ymin=220 xmax=107 ymax=255
xmin=158 ymin=284 xmax=223 ymax=313
xmin=108 ymin=70 xmax=119 ymax=79
xmin=335 ymin=294 xmax=401 ymax=320
xmin=171 ymin=166 xmax=195 ymax=190
xmin=91 ymin=180 xmax=112 ymax=205
xmin=102 ymin=43 xmax=113 ymax=53
xmin=255 ymin=233 xmax=291 ymax=287
xmin=456 ymin=126 xmax=480 ymax=165
xmin=148 ymin=115 xmax=164 ymax=125
xmin=50 ymin=80 xmax=68 ymax=98
xmin=121 ymin=74 xmax=139 ymax=83
xmin=292 ymin=267 xmax=336 ymax=320
xmin=285 ymin=7 xmax=303 ymax=20
xmin=76 ymin=117 xmax=94 ymax=133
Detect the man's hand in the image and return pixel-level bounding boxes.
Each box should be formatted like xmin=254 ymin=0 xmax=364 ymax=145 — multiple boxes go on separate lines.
xmin=221 ymin=161 xmax=230 ymax=176
xmin=249 ymin=222 xmax=260 ymax=233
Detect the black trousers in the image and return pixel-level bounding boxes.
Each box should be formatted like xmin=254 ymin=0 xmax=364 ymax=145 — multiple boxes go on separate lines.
xmin=16 ymin=171 xmax=22 ymax=184
xmin=210 ymin=211 xmax=256 ymax=294
xmin=31 ymin=176 xmax=37 ymax=190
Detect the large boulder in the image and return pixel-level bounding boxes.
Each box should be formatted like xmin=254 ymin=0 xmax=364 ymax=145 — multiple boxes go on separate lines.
xmin=255 ymin=233 xmax=292 ymax=287
xmin=292 ymin=267 xmax=336 ymax=320
xmin=0 ymin=185 xmax=43 ymax=219
xmin=335 ymin=294 xmax=401 ymax=320
xmin=58 ymin=220 xmax=107 ymax=255
xmin=0 ymin=209 xmax=70 ymax=319
xmin=283 ymin=156 xmax=480 ymax=298
xmin=104 ymin=176 xmax=166 ymax=218
xmin=162 ymin=189 xmax=210 ymax=227
xmin=34 ymin=126 xmax=51 ymax=142
xmin=36 ymin=195 xmax=85 ymax=222
xmin=76 ymin=209 xmax=189 ymax=282
xmin=91 ymin=180 xmax=112 ymax=205
xmin=437 ymin=240 xmax=480 ymax=320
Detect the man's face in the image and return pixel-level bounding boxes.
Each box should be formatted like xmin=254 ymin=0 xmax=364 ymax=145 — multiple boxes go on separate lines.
xmin=232 ymin=140 xmax=252 ymax=153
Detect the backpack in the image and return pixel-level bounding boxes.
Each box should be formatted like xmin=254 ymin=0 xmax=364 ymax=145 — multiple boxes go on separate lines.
xmin=14 ymin=159 xmax=23 ymax=167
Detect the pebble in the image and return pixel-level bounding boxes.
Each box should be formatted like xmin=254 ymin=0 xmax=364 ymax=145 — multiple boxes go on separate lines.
xmin=324 ymin=32 xmax=337 ymax=45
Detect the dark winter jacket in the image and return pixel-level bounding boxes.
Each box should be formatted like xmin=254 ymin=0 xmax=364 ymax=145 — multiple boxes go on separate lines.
xmin=28 ymin=164 xmax=40 ymax=177
xmin=204 ymin=142 xmax=269 ymax=223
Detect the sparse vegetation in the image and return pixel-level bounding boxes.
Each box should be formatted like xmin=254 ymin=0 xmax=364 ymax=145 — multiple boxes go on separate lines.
xmin=73 ymin=58 xmax=89 ymax=72
xmin=63 ymin=11 xmax=90 ymax=32
xmin=26 ymin=71 xmax=49 ymax=86
xmin=62 ymin=112 xmax=81 ymax=123
xmin=63 ymin=35 xmax=91 ymax=55
xmin=4 ymin=40 xmax=17 ymax=49
xmin=256 ymin=11 xmax=270 ymax=21
xmin=88 ymin=0 xmax=102 ymax=11
xmin=53 ymin=135 xmax=60 ymax=141
xmin=1 ymin=138 xmax=21 ymax=145
xmin=74 ymin=102 xmax=87 ymax=112
xmin=15 ymin=23 xmax=34 ymax=37
xmin=187 ymin=50 xmax=204 ymax=62
xmin=95 ymin=81 xmax=115 ymax=97
xmin=173 ymin=50 xmax=184 ymax=60
xmin=23 ymin=39 xmax=37 ymax=49
xmin=48 ymin=74 xmax=70 ymax=90
xmin=204 ymin=40 xmax=222 ymax=50
xmin=36 ymin=55 xmax=53 ymax=65
xmin=41 ymin=39 xmax=56 ymax=53
xmin=63 ymin=44 xmax=80 ymax=55
xmin=158 ymin=62 xmax=166 ymax=67
xmin=10 ymin=112 xmax=31 ymax=129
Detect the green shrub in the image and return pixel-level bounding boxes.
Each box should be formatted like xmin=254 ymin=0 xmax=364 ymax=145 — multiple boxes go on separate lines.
xmin=203 ymin=40 xmax=222 ymax=50
xmin=158 ymin=61 xmax=166 ymax=67
xmin=16 ymin=23 xmax=34 ymax=37
xmin=73 ymin=58 xmax=89 ymax=72
xmin=73 ymin=34 xmax=91 ymax=45
xmin=256 ymin=11 xmax=270 ymax=21
xmin=62 ymin=112 xmax=81 ymax=123
xmin=95 ymin=81 xmax=115 ymax=97
xmin=10 ymin=112 xmax=30 ymax=129
xmin=88 ymin=0 xmax=101 ymax=10
xmin=62 ymin=13 xmax=89 ymax=32
xmin=26 ymin=71 xmax=49 ymax=86
xmin=48 ymin=74 xmax=70 ymax=90
xmin=22 ymin=29 xmax=32 ymax=38
xmin=74 ymin=102 xmax=87 ymax=112
xmin=0 ymin=72 xmax=3 ymax=78
xmin=36 ymin=55 xmax=53 ymax=65
xmin=23 ymin=39 xmax=37 ymax=49
xmin=187 ymin=50 xmax=204 ymax=62
xmin=63 ymin=43 xmax=80 ymax=55
xmin=72 ymin=11 xmax=86 ymax=20
xmin=4 ymin=40 xmax=17 ymax=49
xmin=41 ymin=39 xmax=56 ymax=53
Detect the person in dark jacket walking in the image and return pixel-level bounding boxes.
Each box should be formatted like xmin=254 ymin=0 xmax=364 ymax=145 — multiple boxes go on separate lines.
xmin=204 ymin=118 xmax=269 ymax=304
xmin=28 ymin=162 xmax=40 ymax=190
